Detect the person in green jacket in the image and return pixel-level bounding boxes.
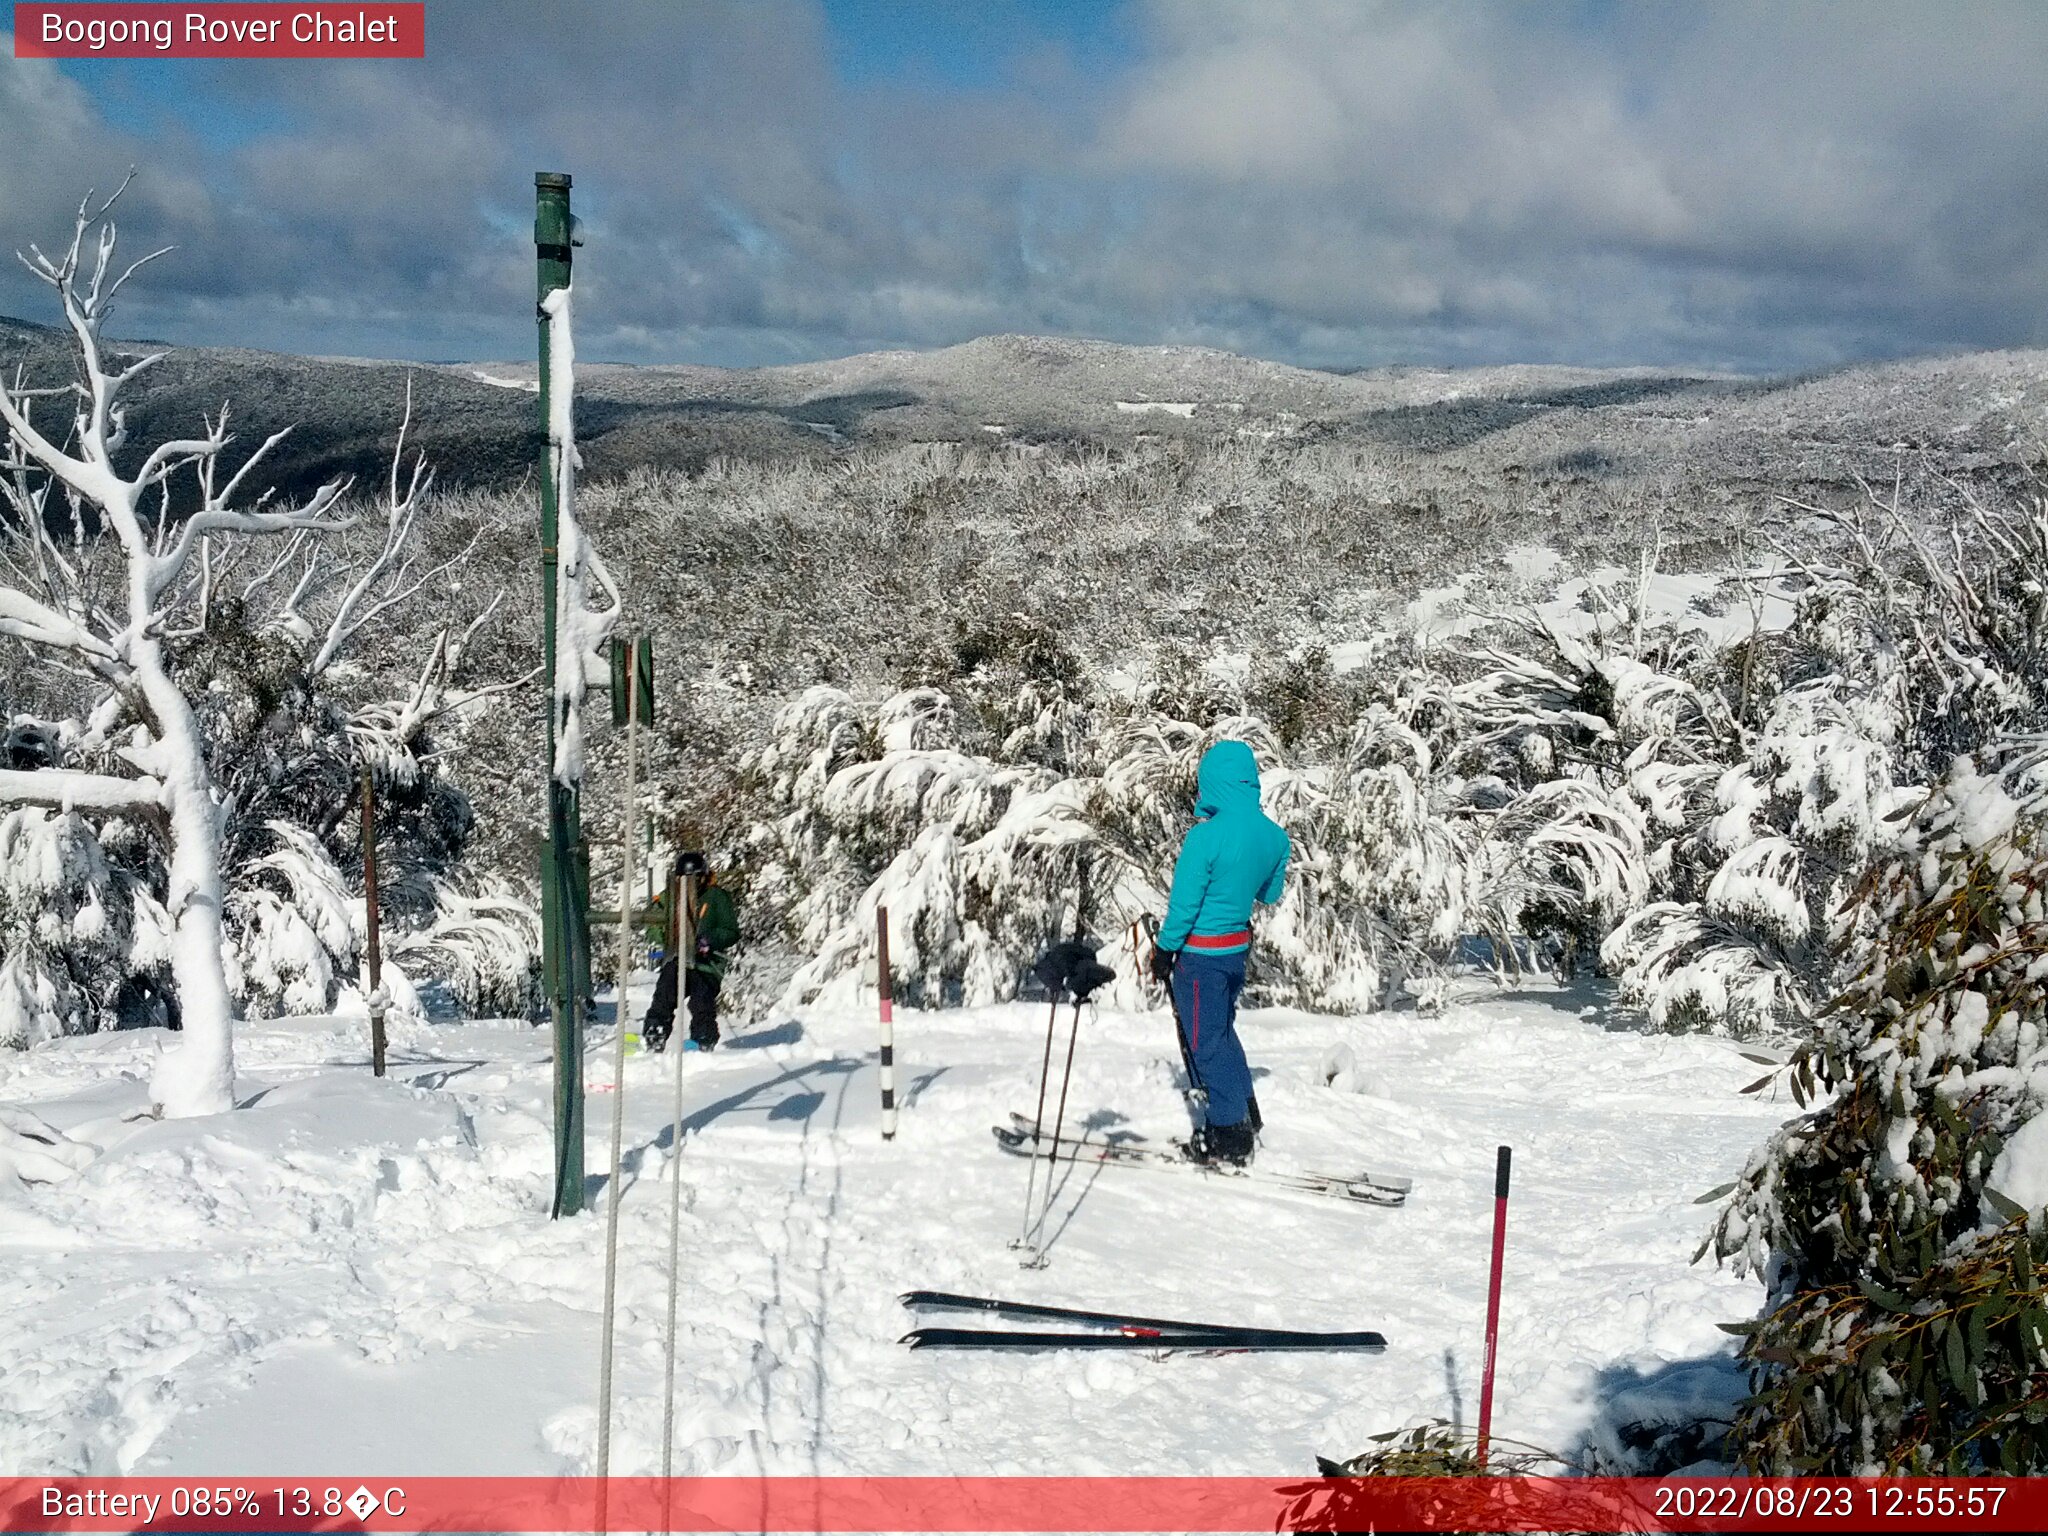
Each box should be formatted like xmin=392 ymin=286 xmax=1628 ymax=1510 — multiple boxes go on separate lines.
xmin=642 ymin=851 xmax=741 ymax=1053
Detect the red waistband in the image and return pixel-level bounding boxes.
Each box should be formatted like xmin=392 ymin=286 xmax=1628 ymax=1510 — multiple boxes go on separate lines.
xmin=1184 ymin=929 xmax=1252 ymax=950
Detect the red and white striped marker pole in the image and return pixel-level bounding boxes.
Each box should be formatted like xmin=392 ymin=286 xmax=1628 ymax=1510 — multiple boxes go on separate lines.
xmin=876 ymin=906 xmax=898 ymax=1140
xmin=1476 ymin=1144 xmax=1512 ymax=1470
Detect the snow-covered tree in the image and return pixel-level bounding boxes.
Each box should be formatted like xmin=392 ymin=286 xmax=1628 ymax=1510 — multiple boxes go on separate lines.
xmin=0 ymin=186 xmax=508 ymax=1111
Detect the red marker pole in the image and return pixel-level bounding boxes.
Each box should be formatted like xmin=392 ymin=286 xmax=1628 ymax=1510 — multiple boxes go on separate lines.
xmin=1476 ymin=1144 xmax=1512 ymax=1470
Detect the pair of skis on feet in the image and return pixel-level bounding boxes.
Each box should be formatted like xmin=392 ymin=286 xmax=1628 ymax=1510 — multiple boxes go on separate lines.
xmin=993 ymin=1113 xmax=1411 ymax=1208
xmin=898 ymin=1290 xmax=1385 ymax=1353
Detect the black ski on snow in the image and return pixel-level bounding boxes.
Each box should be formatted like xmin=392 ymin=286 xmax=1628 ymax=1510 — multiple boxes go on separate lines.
xmin=996 ymin=1117 xmax=1410 ymax=1206
xmin=901 ymin=1325 xmax=1386 ymax=1353
xmin=900 ymin=1290 xmax=1380 ymax=1344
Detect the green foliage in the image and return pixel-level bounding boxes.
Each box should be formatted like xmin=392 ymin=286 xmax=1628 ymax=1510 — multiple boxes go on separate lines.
xmin=1728 ymin=1216 xmax=2048 ymax=1472
xmin=1318 ymin=1418 xmax=1573 ymax=1477
xmin=1290 ymin=1421 xmax=1596 ymax=1536
xmin=1245 ymin=645 xmax=1364 ymax=756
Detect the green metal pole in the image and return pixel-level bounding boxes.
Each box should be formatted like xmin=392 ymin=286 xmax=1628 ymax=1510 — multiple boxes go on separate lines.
xmin=537 ymin=170 xmax=584 ymax=1218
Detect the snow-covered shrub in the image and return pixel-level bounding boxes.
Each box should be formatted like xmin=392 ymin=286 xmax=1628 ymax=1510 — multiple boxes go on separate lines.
xmin=1450 ymin=591 xmax=1722 ymax=789
xmin=744 ymin=666 xmax=1501 ymax=1016
xmin=221 ymin=822 xmax=361 ymax=1016
xmin=1710 ymin=762 xmax=2048 ymax=1472
xmin=1783 ymin=484 xmax=2048 ymax=779
xmin=0 ymin=808 xmax=169 ymax=1044
xmin=1595 ymin=471 xmax=2048 ymax=1038
xmin=386 ymin=878 xmax=545 ymax=1019
xmin=177 ymin=589 xmax=505 ymax=1020
xmin=1602 ymin=677 xmax=1914 ymax=1035
xmin=746 ymin=685 xmax=1101 ymax=1011
xmin=1474 ymin=775 xmax=1648 ymax=978
xmin=1257 ymin=707 xmax=1467 ymax=1010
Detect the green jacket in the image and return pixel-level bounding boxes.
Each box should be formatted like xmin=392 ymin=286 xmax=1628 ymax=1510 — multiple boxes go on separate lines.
xmin=690 ymin=882 xmax=740 ymax=978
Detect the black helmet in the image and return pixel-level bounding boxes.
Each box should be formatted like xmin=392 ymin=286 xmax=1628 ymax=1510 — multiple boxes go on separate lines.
xmin=675 ymin=850 xmax=710 ymax=877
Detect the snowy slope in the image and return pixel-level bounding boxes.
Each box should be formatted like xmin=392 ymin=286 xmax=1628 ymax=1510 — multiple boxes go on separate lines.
xmin=0 ymin=982 xmax=1791 ymax=1477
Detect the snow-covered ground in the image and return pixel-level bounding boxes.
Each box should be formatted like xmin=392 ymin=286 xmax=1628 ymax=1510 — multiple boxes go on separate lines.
xmin=0 ymin=982 xmax=1790 ymax=1477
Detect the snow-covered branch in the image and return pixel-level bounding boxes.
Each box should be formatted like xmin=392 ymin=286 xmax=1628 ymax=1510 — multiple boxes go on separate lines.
xmin=0 ymin=767 xmax=162 ymax=813
xmin=307 ymin=379 xmax=441 ymax=676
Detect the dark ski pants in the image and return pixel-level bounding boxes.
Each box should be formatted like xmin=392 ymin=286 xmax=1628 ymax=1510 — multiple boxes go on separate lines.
xmin=686 ymin=967 xmax=722 ymax=1047
xmin=1171 ymin=948 xmax=1253 ymax=1127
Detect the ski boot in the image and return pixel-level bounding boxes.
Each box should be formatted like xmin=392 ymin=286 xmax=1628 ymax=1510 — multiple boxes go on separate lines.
xmin=1188 ymin=1120 xmax=1255 ymax=1167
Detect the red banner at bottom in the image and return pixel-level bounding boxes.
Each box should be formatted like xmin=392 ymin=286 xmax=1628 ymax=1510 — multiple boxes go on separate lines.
xmin=1 ymin=1475 xmax=2038 ymax=1533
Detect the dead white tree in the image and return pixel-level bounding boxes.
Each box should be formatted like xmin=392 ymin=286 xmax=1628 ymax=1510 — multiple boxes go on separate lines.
xmin=0 ymin=184 xmax=474 ymax=1115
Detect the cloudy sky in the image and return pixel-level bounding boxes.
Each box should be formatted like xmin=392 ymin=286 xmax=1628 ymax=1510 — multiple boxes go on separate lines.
xmin=5 ymin=0 xmax=2045 ymax=372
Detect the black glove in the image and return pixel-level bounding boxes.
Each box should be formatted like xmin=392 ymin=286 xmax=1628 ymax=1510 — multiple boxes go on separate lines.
xmin=1069 ymin=955 xmax=1116 ymax=1003
xmin=1149 ymin=945 xmax=1178 ymax=986
xmin=1035 ymin=938 xmax=1114 ymax=1001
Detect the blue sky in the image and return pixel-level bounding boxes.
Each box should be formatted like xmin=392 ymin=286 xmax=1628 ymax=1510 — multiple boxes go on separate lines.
xmin=822 ymin=0 xmax=1142 ymax=89
xmin=6 ymin=1 xmax=2046 ymax=372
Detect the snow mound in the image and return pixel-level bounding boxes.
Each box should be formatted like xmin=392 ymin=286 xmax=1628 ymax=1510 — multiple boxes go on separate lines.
xmin=0 ymin=1107 xmax=98 ymax=1185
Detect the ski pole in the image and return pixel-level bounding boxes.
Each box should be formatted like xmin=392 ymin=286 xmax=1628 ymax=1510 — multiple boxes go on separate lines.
xmin=1013 ymin=882 xmax=1089 ymax=1261
xmin=1011 ymin=982 xmax=1064 ymax=1257
xmin=1144 ymin=913 xmax=1207 ymax=1128
xmin=594 ymin=637 xmax=642 ymax=1519
xmin=1026 ymin=991 xmax=1087 ymax=1259
xmin=1476 ymin=1145 xmax=1512 ymax=1470
xmin=876 ymin=905 xmax=898 ymax=1141
xmin=659 ymin=872 xmax=697 ymax=1506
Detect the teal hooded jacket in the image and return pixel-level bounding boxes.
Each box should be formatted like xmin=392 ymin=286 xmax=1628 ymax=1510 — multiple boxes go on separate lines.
xmin=1158 ymin=740 xmax=1292 ymax=955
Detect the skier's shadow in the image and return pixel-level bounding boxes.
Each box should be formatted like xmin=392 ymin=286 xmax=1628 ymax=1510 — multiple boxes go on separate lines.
xmin=727 ymin=1020 xmax=804 ymax=1049
xmin=597 ymin=1056 xmax=862 ymax=1198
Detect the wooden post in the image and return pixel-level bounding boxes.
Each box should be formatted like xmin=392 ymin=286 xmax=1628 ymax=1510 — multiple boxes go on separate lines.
xmin=877 ymin=905 xmax=897 ymax=1140
xmin=360 ymin=764 xmax=386 ymax=1078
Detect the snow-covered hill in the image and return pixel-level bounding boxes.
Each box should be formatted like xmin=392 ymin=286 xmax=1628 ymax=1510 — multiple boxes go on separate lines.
xmin=5 ymin=312 xmax=2042 ymax=500
xmin=1 ymin=977 xmax=1789 ymax=1477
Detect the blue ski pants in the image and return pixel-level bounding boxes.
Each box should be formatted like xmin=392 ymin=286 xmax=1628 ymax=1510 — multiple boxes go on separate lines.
xmin=1171 ymin=948 xmax=1253 ymax=1127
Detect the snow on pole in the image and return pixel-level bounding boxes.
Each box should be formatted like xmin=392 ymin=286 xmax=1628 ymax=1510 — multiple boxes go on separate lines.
xmin=1476 ymin=1144 xmax=1512 ymax=1470
xmin=542 ymin=280 xmax=619 ymax=791
xmin=359 ymin=764 xmax=386 ymax=1078
xmin=876 ymin=905 xmax=898 ymax=1140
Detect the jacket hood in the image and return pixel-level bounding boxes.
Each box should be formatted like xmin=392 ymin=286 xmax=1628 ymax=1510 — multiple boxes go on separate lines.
xmin=1195 ymin=739 xmax=1262 ymax=818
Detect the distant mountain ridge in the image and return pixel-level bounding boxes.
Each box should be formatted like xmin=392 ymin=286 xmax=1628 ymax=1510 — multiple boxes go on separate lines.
xmin=2 ymin=317 xmax=2042 ymax=502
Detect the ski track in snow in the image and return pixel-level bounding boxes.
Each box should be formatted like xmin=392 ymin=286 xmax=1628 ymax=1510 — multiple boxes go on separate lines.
xmin=0 ymin=984 xmax=1792 ymax=1476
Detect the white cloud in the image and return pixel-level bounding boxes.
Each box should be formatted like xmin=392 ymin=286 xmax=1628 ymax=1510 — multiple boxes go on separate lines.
xmin=3 ymin=2 xmax=2045 ymax=371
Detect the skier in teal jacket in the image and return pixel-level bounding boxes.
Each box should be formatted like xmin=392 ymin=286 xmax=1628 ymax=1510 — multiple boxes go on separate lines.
xmin=1150 ymin=739 xmax=1291 ymax=1164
